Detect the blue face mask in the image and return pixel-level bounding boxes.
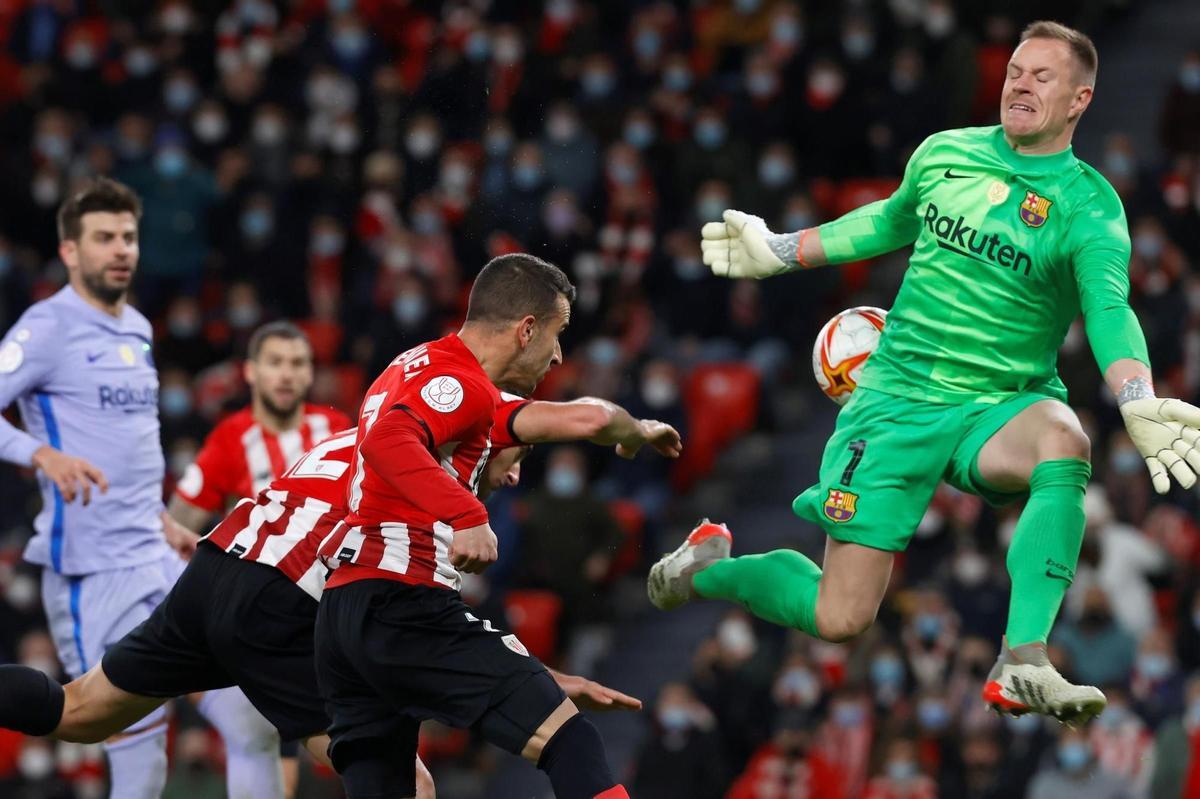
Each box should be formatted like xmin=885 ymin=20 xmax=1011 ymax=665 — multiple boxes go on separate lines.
xmin=772 ymin=19 xmax=802 ymax=46
xmin=155 ymin=148 xmax=188 ymax=179
xmin=581 ymin=69 xmax=615 ymax=98
xmin=161 ymin=386 xmax=193 ymax=418
xmin=588 ymin=339 xmax=620 ymax=367
xmin=870 ymin=657 xmax=905 ymax=687
xmin=465 ymin=32 xmax=490 ymax=62
xmin=915 ymin=613 xmax=942 ymax=641
xmin=312 ymin=232 xmax=345 ymax=257
xmin=833 ymin=703 xmax=865 ymax=727
xmin=546 ymin=467 xmax=584 ymax=498
xmin=1180 ymin=64 xmax=1200 ymax=93
xmin=392 ymin=295 xmax=427 ymax=326
xmin=886 ymin=760 xmax=917 ymax=782
xmin=412 ymin=212 xmax=442 ymax=235
xmin=663 ymin=67 xmax=691 ymax=92
xmin=1110 ymin=448 xmax=1143 ymax=475
xmin=694 ymin=120 xmax=726 ymax=150
xmin=333 ymin=28 xmax=368 ymax=59
xmin=733 ymin=0 xmax=761 ymax=14
xmin=1138 ymin=653 xmax=1173 ymax=681
xmin=1058 ymin=742 xmax=1090 ymax=772
xmin=240 ymin=209 xmax=273 ymax=240
xmin=624 ymin=122 xmax=654 ymax=150
xmin=634 ymin=29 xmax=661 ymax=60
xmin=165 ymin=81 xmax=198 ymax=113
xmin=842 ymin=32 xmax=875 ymax=60
xmin=512 ymin=164 xmax=543 ymax=191
xmin=785 ymin=212 xmax=815 ymax=232
xmin=328 ymin=0 xmax=354 ymax=13
xmin=759 ymin=157 xmax=793 ymax=187
xmin=658 ymin=707 xmax=691 ymax=732
xmin=608 ymin=162 xmax=638 ymax=185
xmin=0 ymin=251 xmax=12 ymax=279
xmin=917 ymin=700 xmax=950 ymax=730
xmin=696 ymin=197 xmax=726 ymax=223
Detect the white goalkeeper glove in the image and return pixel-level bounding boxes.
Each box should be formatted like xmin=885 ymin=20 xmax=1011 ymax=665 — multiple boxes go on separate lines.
xmin=1119 ymin=398 xmax=1200 ymax=494
xmin=700 ymin=209 xmax=789 ymax=279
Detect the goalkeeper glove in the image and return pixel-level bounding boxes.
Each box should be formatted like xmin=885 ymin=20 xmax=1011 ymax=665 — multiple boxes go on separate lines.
xmin=700 ymin=209 xmax=790 ymax=279
xmin=1119 ymin=398 xmax=1200 ymax=494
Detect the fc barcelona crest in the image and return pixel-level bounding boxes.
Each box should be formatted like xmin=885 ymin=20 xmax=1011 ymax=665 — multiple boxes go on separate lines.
xmin=1019 ymin=191 xmax=1053 ymax=228
xmin=823 ymin=488 xmax=859 ymax=523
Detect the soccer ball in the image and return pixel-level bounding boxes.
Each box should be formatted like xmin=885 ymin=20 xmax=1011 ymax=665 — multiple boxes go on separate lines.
xmin=812 ymin=306 xmax=888 ymax=405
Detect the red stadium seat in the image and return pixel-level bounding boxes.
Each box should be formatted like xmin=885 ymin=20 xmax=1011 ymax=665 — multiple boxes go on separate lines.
xmin=606 ymin=499 xmax=645 ymax=580
xmin=333 ymin=364 xmax=366 ymax=417
xmin=673 ymin=363 xmax=760 ymax=491
xmin=504 ymin=589 xmax=563 ymax=663
xmin=296 ymin=319 xmax=343 ymax=366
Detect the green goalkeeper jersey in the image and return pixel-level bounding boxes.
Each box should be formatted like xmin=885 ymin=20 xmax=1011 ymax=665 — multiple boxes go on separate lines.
xmin=818 ymin=125 xmax=1146 ymax=404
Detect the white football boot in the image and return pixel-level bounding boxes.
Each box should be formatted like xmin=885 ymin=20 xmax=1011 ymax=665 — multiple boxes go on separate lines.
xmin=982 ymin=639 xmax=1107 ymax=728
xmin=647 ymin=519 xmax=732 ymax=611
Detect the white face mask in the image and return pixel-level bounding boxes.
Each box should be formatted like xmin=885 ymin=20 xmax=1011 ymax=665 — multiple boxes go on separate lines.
xmin=19 ymin=746 xmax=55 ymax=781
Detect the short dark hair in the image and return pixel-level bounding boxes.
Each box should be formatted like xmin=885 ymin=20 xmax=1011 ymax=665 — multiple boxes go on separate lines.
xmin=465 ymin=254 xmax=576 ymax=325
xmin=247 ymin=321 xmax=311 ymax=360
xmin=57 ymin=177 xmax=143 ymax=242
xmin=1020 ymin=20 xmax=1098 ymax=84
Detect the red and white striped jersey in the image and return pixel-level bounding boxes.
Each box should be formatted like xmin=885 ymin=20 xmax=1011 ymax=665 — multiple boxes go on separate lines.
xmin=319 ymin=334 xmax=507 ymax=593
xmin=201 ymin=394 xmax=529 ymax=600
xmin=202 ymin=427 xmax=357 ymax=600
xmin=175 ymin=404 xmax=352 ymax=513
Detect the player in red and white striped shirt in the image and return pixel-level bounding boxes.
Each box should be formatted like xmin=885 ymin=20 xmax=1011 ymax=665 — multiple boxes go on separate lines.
xmin=169 ymin=321 xmax=350 ymax=535
xmin=315 ymin=254 xmax=675 ymax=799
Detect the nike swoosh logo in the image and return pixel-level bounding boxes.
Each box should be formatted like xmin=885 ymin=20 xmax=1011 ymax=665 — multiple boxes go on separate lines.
xmin=1045 ymin=570 xmax=1072 ymax=583
xmin=943 ymin=169 xmax=974 ymax=179
xmin=86 ymin=352 xmax=104 ymax=363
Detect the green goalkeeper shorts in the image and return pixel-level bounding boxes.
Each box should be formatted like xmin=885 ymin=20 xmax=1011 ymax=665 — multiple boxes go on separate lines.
xmin=793 ymin=385 xmax=1062 ymax=552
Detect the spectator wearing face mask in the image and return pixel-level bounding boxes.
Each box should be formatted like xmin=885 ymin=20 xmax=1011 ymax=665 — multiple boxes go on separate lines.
xmin=727 ymin=708 xmax=844 ymax=799
xmin=1130 ymin=627 xmax=1185 ymax=730
xmin=816 ymin=687 xmax=875 ymax=799
xmin=513 ymin=445 xmax=624 ymax=650
xmin=1159 ymin=50 xmax=1200 ymax=157
xmin=674 ymin=107 xmax=753 ymax=209
xmin=691 ymin=611 xmax=774 ymax=772
xmin=1052 ymin=585 xmax=1137 ymax=689
xmin=1089 ymin=686 xmax=1155 ymax=796
xmin=1028 ymin=728 xmax=1132 ymax=799
xmin=540 ymin=102 xmax=600 ymax=203
xmin=630 ymin=682 xmax=728 ymax=799
xmin=863 ymin=737 xmax=936 ymax=799
xmin=118 ymin=125 xmax=219 ymax=318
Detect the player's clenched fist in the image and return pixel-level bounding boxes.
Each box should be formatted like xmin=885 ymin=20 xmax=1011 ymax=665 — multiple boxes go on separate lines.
xmin=31 ymin=445 xmax=108 ymax=505
xmin=700 ymin=209 xmax=789 ymax=279
xmin=451 ymin=522 xmax=499 ymax=573
xmin=1120 ymin=398 xmax=1200 ymax=494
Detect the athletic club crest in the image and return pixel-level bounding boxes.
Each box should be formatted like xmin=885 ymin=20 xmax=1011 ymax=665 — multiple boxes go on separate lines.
xmin=822 ymin=488 xmax=859 ymax=523
xmin=1019 ymin=191 xmax=1053 ymax=228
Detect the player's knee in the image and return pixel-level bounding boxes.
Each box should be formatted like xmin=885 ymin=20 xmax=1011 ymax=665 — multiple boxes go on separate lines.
xmin=816 ymin=604 xmax=875 ymax=643
xmin=1037 ymin=417 xmax=1090 ymax=463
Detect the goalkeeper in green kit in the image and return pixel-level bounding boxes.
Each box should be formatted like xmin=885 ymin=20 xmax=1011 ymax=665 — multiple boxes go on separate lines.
xmin=647 ymin=21 xmax=1200 ymax=726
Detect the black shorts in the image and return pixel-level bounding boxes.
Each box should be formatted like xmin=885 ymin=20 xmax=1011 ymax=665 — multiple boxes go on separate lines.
xmin=102 ymin=542 xmax=328 ymax=741
xmin=314 ymin=578 xmax=564 ymax=768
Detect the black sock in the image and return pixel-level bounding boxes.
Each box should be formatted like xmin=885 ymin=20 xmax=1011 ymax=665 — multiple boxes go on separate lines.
xmin=536 ymin=714 xmax=618 ymax=799
xmin=0 ymin=665 xmax=64 ymax=736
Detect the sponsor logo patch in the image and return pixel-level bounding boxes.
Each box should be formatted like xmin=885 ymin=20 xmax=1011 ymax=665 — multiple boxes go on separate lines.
xmin=822 ymin=488 xmax=859 ymax=523
xmin=421 ymin=376 xmax=464 ymax=413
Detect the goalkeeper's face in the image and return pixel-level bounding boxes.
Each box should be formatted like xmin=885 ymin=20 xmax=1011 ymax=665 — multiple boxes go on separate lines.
xmin=1001 ymin=38 xmax=1093 ymax=146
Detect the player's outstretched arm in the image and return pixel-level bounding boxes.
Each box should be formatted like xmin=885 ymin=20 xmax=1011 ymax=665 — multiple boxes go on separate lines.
xmin=547 ymin=669 xmax=642 ymax=712
xmin=1111 ymin=366 xmax=1200 ymax=494
xmin=512 ymin=398 xmax=682 ymax=460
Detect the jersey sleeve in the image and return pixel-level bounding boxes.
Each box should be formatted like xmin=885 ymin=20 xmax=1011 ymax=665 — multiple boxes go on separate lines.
xmin=1070 ymin=191 xmax=1150 ymax=373
xmin=491 ymin=393 xmax=532 ymax=450
xmin=393 ymin=370 xmax=496 ymax=449
xmin=174 ymin=423 xmax=239 ymax=511
xmin=0 ymin=305 xmax=61 ymax=466
xmin=817 ymin=133 xmax=937 ymax=263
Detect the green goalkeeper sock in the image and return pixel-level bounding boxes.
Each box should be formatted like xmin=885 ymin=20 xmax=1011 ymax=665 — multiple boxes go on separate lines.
xmin=692 ymin=549 xmax=822 ymax=637
xmin=1004 ymin=458 xmax=1091 ymax=648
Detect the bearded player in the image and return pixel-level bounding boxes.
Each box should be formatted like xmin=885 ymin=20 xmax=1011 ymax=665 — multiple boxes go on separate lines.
xmin=649 ymin=21 xmax=1200 ymax=726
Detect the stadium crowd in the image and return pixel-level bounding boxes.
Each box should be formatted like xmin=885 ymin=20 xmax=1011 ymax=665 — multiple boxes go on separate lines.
xmin=0 ymin=0 xmax=1198 ymax=796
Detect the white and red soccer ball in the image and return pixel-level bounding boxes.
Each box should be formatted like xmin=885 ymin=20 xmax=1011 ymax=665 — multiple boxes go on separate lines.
xmin=812 ymin=306 xmax=888 ymax=405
